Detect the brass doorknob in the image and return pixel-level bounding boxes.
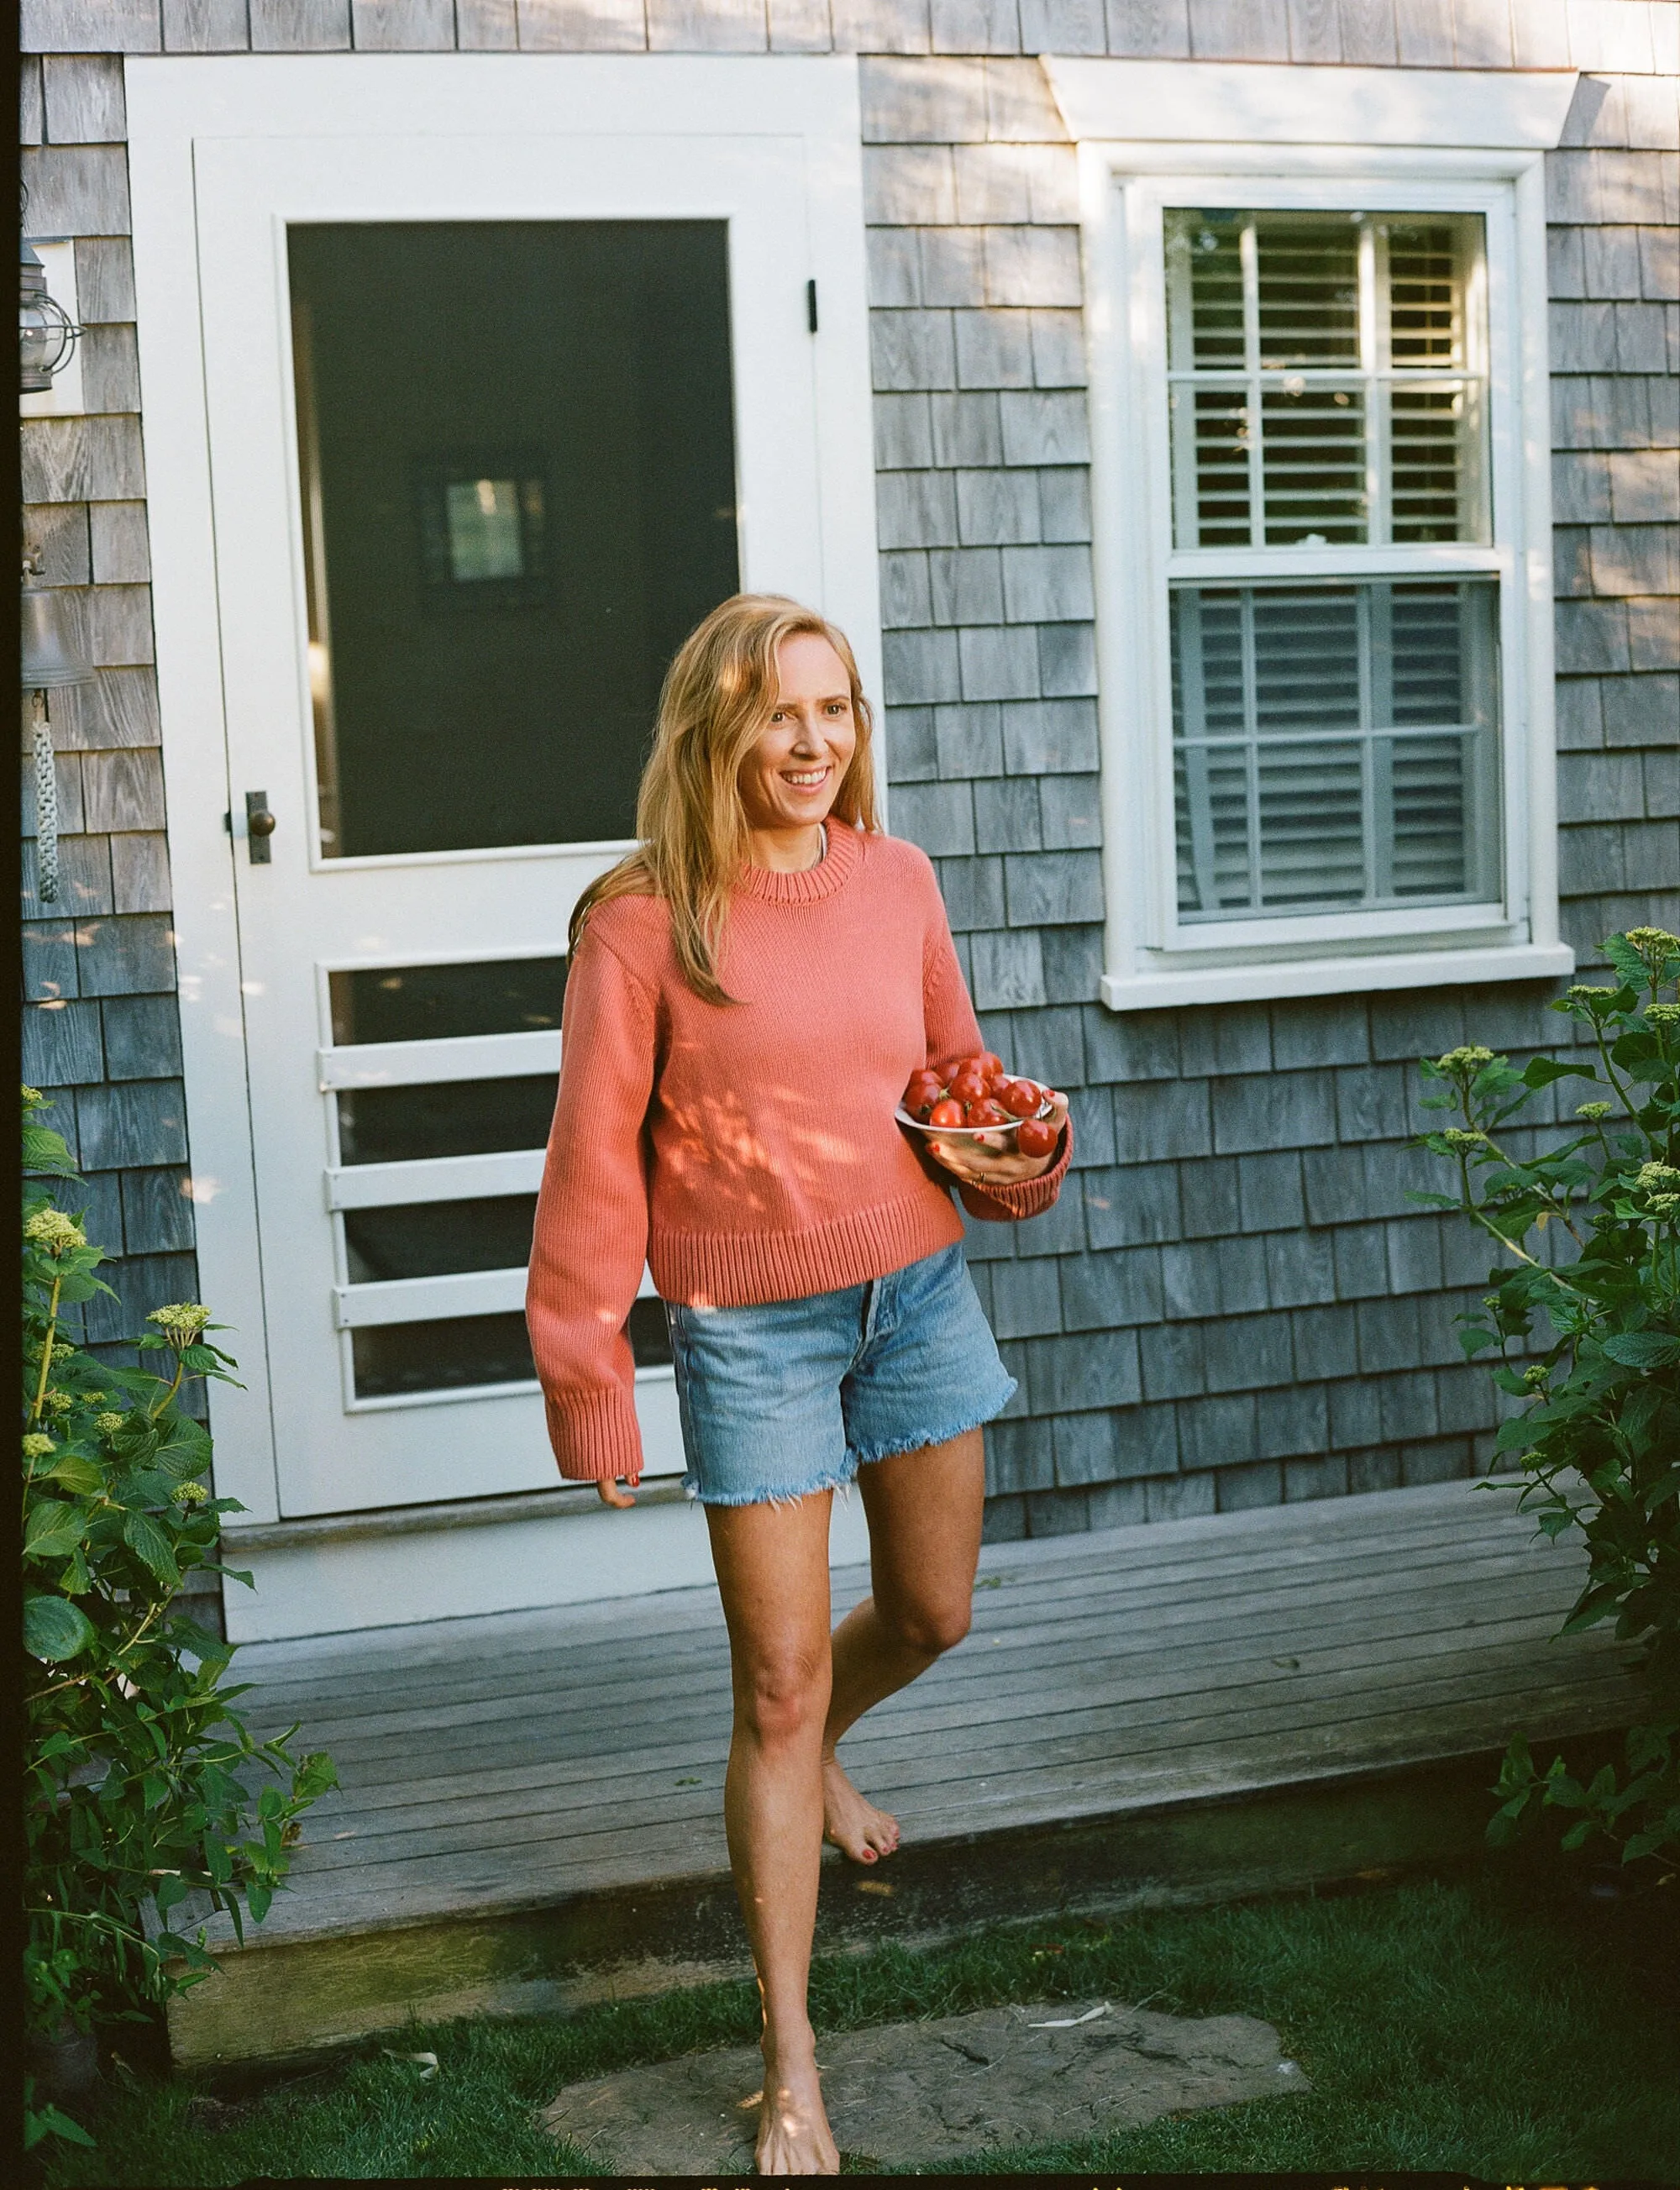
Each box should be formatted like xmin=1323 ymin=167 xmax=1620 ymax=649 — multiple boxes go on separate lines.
xmin=245 ymin=790 xmax=276 ymax=864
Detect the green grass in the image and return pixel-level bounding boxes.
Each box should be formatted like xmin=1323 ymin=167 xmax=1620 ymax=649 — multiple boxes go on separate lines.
xmin=39 ymin=1859 xmax=1680 ymax=2184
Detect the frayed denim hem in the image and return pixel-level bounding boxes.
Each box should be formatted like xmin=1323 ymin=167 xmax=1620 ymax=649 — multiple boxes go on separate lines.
xmin=848 ymin=1376 xmax=1018 ymax=1469
xmin=681 ymin=1463 xmax=859 ymax=1510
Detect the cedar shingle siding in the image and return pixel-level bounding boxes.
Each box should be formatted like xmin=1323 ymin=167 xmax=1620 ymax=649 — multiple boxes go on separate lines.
xmin=21 ymin=3 xmax=1679 ymax=1583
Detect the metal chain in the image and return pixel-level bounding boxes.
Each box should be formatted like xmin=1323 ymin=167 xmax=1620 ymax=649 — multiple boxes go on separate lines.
xmin=31 ymin=691 xmax=60 ymax=905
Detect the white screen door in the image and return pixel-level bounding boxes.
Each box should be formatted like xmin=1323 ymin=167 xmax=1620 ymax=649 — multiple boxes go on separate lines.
xmin=141 ymin=63 xmax=877 ymax=1523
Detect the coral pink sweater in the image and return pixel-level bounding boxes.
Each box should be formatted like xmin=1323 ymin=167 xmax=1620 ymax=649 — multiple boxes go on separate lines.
xmin=526 ymin=823 xmax=1071 ymax=1484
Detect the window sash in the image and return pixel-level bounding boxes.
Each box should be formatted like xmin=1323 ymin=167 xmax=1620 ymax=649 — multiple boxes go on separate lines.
xmin=1170 ymin=578 xmax=1503 ymax=921
xmin=1164 ymin=208 xmax=1491 ymax=551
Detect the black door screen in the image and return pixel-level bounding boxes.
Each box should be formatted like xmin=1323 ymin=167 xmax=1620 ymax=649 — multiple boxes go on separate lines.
xmin=289 ymin=221 xmax=739 ymax=859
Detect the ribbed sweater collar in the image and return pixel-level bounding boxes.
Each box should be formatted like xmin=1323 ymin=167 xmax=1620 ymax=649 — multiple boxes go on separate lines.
xmin=734 ymin=817 xmax=863 ymax=906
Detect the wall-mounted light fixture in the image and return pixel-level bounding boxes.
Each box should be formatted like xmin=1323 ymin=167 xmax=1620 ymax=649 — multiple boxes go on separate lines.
xmin=20 ymin=236 xmax=80 ymax=395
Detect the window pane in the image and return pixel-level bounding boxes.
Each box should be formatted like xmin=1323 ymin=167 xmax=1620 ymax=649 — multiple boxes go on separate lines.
xmin=1257 ymin=741 xmax=1367 ymax=906
xmin=1172 ymin=580 xmax=1501 ymax=918
xmin=336 ymin=1076 xmax=557 ymax=1165
xmin=344 ymin=1195 xmax=537 ymax=1283
xmin=290 ymin=223 xmax=739 ymax=859
xmin=1259 ymin=386 xmax=1366 ymax=544
xmin=1256 ymin=221 xmax=1359 ymax=368
xmin=1252 ymin=591 xmax=1361 ymax=733
xmin=328 ymin=957 xmax=568 ymax=1046
xmin=1389 ymin=224 xmax=1467 ymax=365
xmin=350 ymin=1296 xmax=669 ymax=1400
xmin=1390 ymin=385 xmax=1482 ymax=544
xmin=1168 ymin=212 xmax=1244 ymax=370
xmin=1177 ymin=386 xmax=1252 ymax=546
xmin=1166 ymin=210 xmax=1488 ymax=549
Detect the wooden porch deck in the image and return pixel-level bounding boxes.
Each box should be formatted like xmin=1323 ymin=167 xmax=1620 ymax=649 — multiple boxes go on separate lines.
xmin=169 ymin=1478 xmax=1644 ymax=2067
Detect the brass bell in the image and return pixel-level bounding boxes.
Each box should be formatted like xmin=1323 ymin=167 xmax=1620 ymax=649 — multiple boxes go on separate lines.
xmin=20 ymin=570 xmax=95 ymax=692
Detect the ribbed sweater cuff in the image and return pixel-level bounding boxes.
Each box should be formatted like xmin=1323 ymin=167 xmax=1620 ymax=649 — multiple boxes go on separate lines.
xmin=961 ymin=1119 xmax=1073 ymax=1223
xmin=545 ymin=1387 xmax=645 ymax=1484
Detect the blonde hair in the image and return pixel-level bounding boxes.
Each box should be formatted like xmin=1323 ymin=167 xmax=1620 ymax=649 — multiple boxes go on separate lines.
xmin=570 ymin=594 xmax=879 ymax=1005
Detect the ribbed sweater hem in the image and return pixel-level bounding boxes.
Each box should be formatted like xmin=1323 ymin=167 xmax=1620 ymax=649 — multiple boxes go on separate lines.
xmin=545 ymin=1388 xmax=646 ymax=1484
xmin=649 ymin=1188 xmax=965 ymax=1310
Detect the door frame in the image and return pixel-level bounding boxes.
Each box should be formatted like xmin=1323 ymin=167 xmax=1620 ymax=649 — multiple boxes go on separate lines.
xmin=127 ymin=55 xmax=880 ymax=1531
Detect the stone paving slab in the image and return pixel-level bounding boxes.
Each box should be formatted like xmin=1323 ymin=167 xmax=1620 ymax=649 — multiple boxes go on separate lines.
xmin=539 ymin=1997 xmax=1309 ymax=2172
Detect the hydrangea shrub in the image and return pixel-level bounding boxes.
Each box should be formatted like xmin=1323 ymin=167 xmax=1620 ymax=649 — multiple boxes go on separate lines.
xmin=22 ymin=1090 xmax=336 ymax=2151
xmin=1416 ymin=930 xmax=1680 ymax=1872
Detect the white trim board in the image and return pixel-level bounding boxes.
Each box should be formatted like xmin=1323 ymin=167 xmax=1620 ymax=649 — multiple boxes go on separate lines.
xmin=1043 ymin=60 xmax=1579 ymax=150
xmin=222 ymin=1480 xmax=874 ymax=1642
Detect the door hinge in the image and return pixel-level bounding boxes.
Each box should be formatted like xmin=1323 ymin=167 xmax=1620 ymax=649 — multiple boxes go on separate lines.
xmin=806 ymin=278 xmax=818 ymax=335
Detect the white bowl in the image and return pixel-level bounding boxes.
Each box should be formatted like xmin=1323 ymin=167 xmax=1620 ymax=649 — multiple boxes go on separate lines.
xmin=895 ymin=1095 xmax=1053 ymax=1140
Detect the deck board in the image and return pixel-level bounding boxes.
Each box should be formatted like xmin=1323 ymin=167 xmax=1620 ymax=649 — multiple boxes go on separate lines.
xmin=201 ymin=1478 xmax=1641 ymax=1953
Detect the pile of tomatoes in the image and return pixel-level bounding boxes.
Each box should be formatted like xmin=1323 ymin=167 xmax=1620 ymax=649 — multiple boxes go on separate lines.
xmin=901 ymin=1052 xmax=1060 ymax=1159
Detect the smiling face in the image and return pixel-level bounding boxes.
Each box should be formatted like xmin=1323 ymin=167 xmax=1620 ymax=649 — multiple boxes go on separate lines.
xmin=738 ymin=631 xmax=859 ymax=853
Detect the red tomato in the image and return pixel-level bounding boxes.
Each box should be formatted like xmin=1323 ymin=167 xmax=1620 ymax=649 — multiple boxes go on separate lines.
xmin=1016 ymin=1116 xmax=1057 ymax=1159
xmin=904 ymin=1076 xmax=942 ymax=1109
xmin=1000 ymin=1079 xmax=1040 ymax=1118
xmin=948 ymin=1072 xmax=987 ymax=1106
xmin=967 ymin=1098 xmax=1008 ymax=1127
xmin=928 ymin=1099 xmax=963 ymax=1128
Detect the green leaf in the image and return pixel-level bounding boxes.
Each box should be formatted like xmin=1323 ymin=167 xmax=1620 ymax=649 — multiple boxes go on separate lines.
xmin=153 ymin=1413 xmax=213 ymax=1474
xmin=1601 ymin=1331 xmax=1680 ymax=1369
xmin=24 ymin=1594 xmax=97 ymax=1663
xmin=1522 ymin=1056 xmax=1598 ymax=1089
xmin=296 ymin=1751 xmax=339 ymax=1799
xmin=44 ymin=1452 xmax=104 ymax=1496
xmin=22 ymin=1121 xmax=81 ymax=1177
xmin=202 ymin=1562 xmax=255 ymax=1589
xmin=154 ymin=1930 xmax=217 ymax=1970
xmin=122 ymin=1509 xmax=181 ymax=1590
xmin=1623 ymin=1828 xmax=1673 ymax=1862
xmin=24 ymin=1500 xmax=86 ymax=1562
xmin=1602 ymin=934 xmax=1651 ymax=987
xmin=24 ymin=2097 xmax=97 ymax=2151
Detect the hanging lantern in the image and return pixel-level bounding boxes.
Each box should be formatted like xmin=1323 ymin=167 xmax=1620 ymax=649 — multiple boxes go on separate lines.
xmin=20 ymin=237 xmax=79 ymax=394
xmin=21 ymin=556 xmax=95 ymax=906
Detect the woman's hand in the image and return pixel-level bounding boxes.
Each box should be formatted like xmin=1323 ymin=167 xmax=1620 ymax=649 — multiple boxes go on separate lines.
xmin=926 ymin=1092 xmax=1069 ymax=1191
xmin=596 ymin=1477 xmax=637 ymax=1508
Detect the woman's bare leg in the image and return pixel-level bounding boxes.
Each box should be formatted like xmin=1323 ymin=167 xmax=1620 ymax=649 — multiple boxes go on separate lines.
xmin=822 ymin=1427 xmax=986 ymax=1862
xmin=706 ymin=1492 xmax=842 ymax=2177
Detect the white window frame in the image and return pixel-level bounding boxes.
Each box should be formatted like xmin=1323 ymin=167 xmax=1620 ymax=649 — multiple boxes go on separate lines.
xmin=1048 ymin=61 xmax=1579 ymax=1011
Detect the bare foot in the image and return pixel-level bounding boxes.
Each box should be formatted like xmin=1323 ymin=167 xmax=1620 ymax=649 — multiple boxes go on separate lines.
xmin=822 ymin=1754 xmax=899 ymax=1864
xmin=755 ymin=2047 xmax=839 ymax=2175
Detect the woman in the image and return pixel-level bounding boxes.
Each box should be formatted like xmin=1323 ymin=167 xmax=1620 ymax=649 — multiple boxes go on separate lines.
xmin=527 ymin=594 xmax=1069 ymax=2173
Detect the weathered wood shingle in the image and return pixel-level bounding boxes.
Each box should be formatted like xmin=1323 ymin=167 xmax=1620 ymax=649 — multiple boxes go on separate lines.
xmin=20 ymin=0 xmax=161 ymax=51
xmin=162 ymin=1 xmax=254 ymax=51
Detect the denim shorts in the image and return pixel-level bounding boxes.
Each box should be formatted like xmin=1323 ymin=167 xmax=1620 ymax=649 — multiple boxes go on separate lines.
xmin=666 ymin=1242 xmax=1017 ymax=1507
